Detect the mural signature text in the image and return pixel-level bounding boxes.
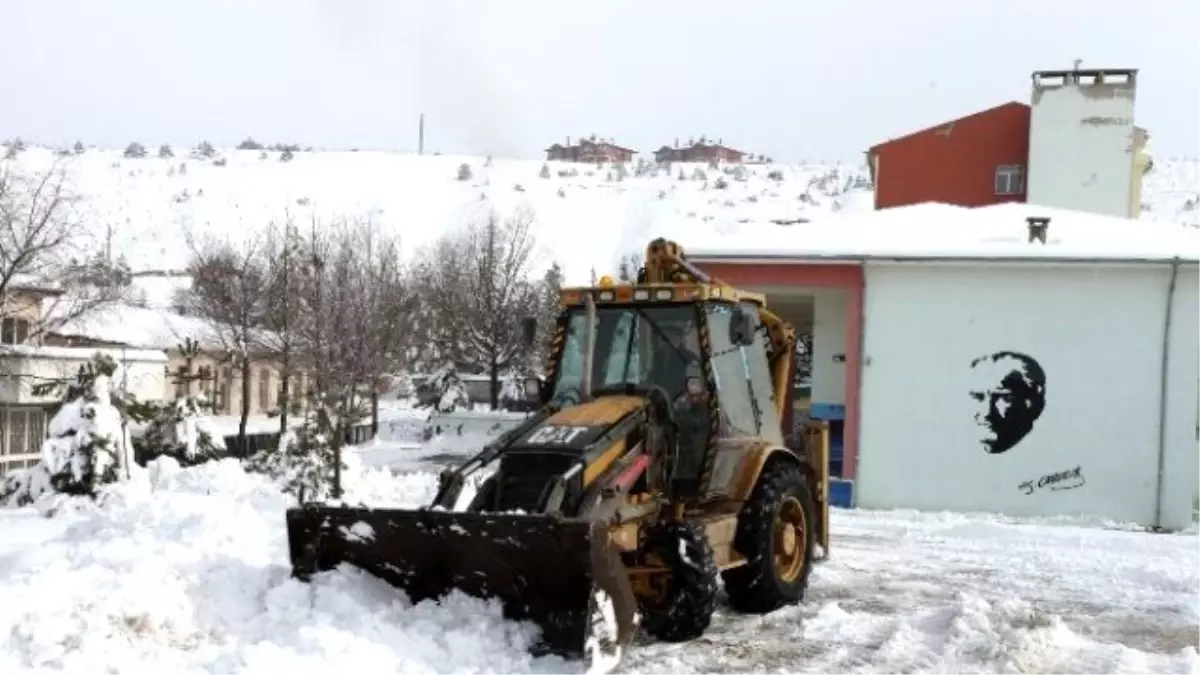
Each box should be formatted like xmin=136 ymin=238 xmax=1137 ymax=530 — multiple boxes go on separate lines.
xmin=1018 ymin=465 xmax=1086 ymax=496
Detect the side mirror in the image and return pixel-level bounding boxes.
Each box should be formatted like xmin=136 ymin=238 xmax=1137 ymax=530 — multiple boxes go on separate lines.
xmin=520 ymin=316 xmax=538 ymax=348
xmin=729 ymin=307 xmax=756 ymax=346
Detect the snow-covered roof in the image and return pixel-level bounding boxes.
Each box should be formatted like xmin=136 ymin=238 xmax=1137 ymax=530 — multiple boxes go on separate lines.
xmin=685 ymin=202 xmax=1200 ymax=264
xmin=51 ymin=303 xmax=226 ymax=352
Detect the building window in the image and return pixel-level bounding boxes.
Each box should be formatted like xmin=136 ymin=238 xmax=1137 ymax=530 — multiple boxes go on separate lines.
xmin=258 ymin=368 xmax=271 ymax=412
xmin=995 ymin=164 xmax=1024 ymax=196
xmin=1 ymin=317 xmax=30 ymax=345
xmin=172 ymin=365 xmax=188 ymax=399
xmin=0 ymin=406 xmax=47 ymax=477
xmin=217 ymin=367 xmax=233 ymax=414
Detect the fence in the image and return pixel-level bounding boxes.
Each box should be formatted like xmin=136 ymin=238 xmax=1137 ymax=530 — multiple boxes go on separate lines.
xmin=132 ymin=422 xmax=376 ymax=466
xmin=220 ymin=422 xmax=376 ymax=459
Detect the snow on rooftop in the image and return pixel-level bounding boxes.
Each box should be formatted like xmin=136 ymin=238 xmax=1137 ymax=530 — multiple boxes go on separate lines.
xmin=52 ymin=302 xmax=220 ymax=352
xmin=684 ymin=201 xmax=1200 ymax=263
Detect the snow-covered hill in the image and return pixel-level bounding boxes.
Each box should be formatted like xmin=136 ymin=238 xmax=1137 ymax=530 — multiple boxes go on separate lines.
xmin=5 ymin=147 xmax=873 ymax=285
xmin=4 ymin=146 xmax=1198 ymax=285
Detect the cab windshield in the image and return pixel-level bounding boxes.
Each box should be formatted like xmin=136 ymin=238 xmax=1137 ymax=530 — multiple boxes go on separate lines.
xmin=550 ymin=304 xmax=700 ymax=403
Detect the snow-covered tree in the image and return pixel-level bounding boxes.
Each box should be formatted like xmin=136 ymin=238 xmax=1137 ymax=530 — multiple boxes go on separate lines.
xmin=416 ymin=363 xmax=470 ymax=412
xmin=140 ymin=396 xmax=225 ymax=467
xmin=457 ymin=163 xmax=473 ymax=181
xmin=158 ymin=143 xmax=174 ymax=158
xmin=1 ymin=354 xmax=132 ymax=506
xmin=123 ymin=142 xmax=146 ymax=158
xmin=139 ymin=338 xmax=225 ymax=466
xmin=243 ymin=402 xmax=344 ymax=503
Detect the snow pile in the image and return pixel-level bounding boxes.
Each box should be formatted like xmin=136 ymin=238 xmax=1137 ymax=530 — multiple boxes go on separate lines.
xmin=0 ymin=457 xmax=578 ymax=674
xmin=622 ymin=507 xmax=1199 ymax=674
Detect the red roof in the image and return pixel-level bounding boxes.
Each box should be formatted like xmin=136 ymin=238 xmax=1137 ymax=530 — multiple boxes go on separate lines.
xmin=867 ymin=101 xmax=1028 ymax=156
xmin=867 ymin=100 xmax=1147 ymax=157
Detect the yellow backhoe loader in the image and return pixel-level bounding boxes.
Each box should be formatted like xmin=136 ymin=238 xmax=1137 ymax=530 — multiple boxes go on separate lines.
xmin=284 ymin=238 xmax=830 ymax=670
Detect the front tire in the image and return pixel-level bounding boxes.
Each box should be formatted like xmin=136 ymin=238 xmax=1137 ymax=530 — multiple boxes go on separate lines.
xmin=637 ymin=521 xmax=718 ymax=642
xmin=722 ymin=459 xmax=816 ymax=613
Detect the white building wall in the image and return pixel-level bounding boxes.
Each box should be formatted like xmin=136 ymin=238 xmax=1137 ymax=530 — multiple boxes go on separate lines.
xmin=0 ymin=345 xmax=168 ymax=405
xmin=855 ymin=261 xmax=1197 ymax=528
xmin=811 ymin=289 xmax=849 ymax=405
xmin=1027 ymin=69 xmax=1138 ymax=219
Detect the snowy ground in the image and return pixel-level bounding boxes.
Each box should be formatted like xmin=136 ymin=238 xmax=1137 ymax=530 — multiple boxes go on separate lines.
xmin=1 ymin=428 xmax=1196 ymax=674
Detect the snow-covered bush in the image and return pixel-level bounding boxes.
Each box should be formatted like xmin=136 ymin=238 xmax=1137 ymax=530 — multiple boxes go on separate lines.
xmin=538 ymin=163 xmax=550 ymax=179
xmin=457 ymin=163 xmax=473 ymax=181
xmin=140 ymin=396 xmax=226 ymax=467
xmin=416 ymin=365 xmax=470 ymax=412
xmin=158 ymin=143 xmax=173 ymax=158
xmin=1 ymin=354 xmax=133 ymax=507
xmin=123 ymin=142 xmax=146 ymax=158
xmin=243 ymin=404 xmax=346 ymax=503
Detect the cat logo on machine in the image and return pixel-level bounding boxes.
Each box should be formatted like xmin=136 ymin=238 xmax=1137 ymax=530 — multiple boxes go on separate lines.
xmin=524 ymin=424 xmax=599 ymax=448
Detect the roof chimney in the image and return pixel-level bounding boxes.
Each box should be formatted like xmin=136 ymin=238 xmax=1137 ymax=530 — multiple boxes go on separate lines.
xmin=674 ymin=137 xmax=679 ymax=148
xmin=566 ymin=136 xmax=570 ymax=147
xmin=1027 ymin=216 xmax=1050 ymax=244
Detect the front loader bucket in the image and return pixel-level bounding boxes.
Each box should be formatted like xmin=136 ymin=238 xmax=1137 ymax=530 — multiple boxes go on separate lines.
xmin=285 ymin=505 xmax=638 ymax=666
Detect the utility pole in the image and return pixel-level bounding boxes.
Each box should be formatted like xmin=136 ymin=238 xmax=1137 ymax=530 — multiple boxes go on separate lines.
xmin=418 ymin=113 xmax=425 ymax=155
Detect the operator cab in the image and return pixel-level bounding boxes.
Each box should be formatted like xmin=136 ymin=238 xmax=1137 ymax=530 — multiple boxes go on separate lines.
xmin=537 ymin=278 xmax=783 ymax=500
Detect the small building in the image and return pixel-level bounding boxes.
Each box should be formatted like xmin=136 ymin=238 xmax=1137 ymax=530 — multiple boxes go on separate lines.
xmin=654 ymin=138 xmax=747 ymax=164
xmin=867 ymin=67 xmax=1151 ymax=219
xmin=48 ymin=303 xmax=309 ymax=420
xmin=0 ymin=283 xmax=166 ymax=476
xmin=686 ymin=201 xmax=1199 ymax=530
xmin=545 ymin=136 xmax=637 ymax=164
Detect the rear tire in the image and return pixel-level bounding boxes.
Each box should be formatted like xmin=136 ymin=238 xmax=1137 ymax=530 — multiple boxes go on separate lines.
xmin=722 ymin=460 xmax=815 ymax=614
xmin=637 ymin=521 xmax=718 ymax=642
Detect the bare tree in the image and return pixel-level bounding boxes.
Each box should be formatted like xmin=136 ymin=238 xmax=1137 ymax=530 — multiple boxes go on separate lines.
xmin=346 ymin=220 xmax=412 ymax=434
xmin=290 ymin=218 xmax=376 ymax=498
xmin=184 ymin=233 xmax=267 ymax=457
xmin=419 ymin=207 xmax=541 ymax=409
xmin=257 ymin=217 xmax=305 ymax=435
xmin=0 ymin=162 xmax=129 ymax=347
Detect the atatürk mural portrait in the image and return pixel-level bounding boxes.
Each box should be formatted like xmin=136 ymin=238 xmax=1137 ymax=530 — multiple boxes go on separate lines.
xmin=968 ymin=351 xmax=1046 ymax=454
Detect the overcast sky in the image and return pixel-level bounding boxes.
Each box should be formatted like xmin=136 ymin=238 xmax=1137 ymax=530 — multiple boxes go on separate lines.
xmin=3 ymin=0 xmax=1197 ymax=162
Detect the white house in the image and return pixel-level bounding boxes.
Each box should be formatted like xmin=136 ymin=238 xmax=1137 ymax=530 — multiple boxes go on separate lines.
xmin=687 ymin=201 xmax=1199 ymax=530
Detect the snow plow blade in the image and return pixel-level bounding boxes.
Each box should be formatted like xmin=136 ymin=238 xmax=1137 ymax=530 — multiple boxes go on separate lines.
xmin=285 ymin=505 xmax=638 ymax=666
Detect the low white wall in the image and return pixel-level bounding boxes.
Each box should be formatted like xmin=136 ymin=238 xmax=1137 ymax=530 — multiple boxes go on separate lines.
xmin=856 ymin=261 xmax=1198 ymax=529
xmin=0 ymin=345 xmax=168 ymax=405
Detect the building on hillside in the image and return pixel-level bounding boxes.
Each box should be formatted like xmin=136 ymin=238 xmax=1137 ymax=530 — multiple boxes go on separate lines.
xmin=47 ymin=303 xmax=309 ymax=421
xmin=866 ymin=67 xmax=1151 ymax=219
xmin=653 ymin=138 xmax=748 ymax=164
xmin=545 ymin=136 xmax=637 ymax=163
xmin=0 ymin=284 xmax=166 ymax=476
xmin=687 ymin=201 xmax=1198 ymax=530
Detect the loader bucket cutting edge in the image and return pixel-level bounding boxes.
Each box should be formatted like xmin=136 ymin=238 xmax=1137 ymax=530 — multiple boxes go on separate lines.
xmin=285 ymin=505 xmax=638 ymax=666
